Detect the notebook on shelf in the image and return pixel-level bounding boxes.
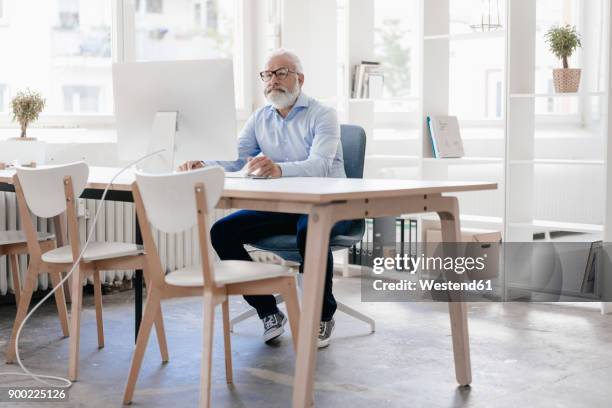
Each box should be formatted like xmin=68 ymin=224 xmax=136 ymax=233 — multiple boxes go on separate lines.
xmin=427 ymin=115 xmax=465 ymax=159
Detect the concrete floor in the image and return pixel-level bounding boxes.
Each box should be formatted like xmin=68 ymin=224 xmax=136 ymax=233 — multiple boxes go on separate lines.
xmin=1 ymin=276 xmax=611 ymax=408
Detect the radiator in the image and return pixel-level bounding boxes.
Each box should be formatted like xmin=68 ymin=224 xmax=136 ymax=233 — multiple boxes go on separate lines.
xmin=0 ymin=191 xmax=232 ymax=296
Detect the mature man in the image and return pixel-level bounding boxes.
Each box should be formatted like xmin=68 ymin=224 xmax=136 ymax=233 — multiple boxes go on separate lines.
xmin=182 ymin=49 xmax=350 ymax=348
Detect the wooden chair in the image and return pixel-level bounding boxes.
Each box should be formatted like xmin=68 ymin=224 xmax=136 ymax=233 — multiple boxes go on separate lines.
xmin=124 ymin=167 xmax=301 ymax=407
xmin=0 ymin=231 xmax=55 ymax=305
xmin=6 ymin=162 xmax=169 ymax=382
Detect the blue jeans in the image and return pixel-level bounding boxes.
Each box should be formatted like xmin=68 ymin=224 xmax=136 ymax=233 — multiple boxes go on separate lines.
xmin=210 ymin=210 xmax=352 ymax=321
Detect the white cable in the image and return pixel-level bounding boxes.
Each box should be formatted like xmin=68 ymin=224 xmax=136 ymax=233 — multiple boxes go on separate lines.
xmin=1 ymin=149 xmax=166 ymax=388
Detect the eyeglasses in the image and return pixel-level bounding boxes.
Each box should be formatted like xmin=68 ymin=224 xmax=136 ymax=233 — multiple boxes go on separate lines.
xmin=259 ymin=67 xmax=298 ymax=82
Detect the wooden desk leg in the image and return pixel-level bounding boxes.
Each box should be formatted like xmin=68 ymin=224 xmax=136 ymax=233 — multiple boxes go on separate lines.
xmin=437 ymin=196 xmax=472 ymax=386
xmin=292 ymin=205 xmax=334 ymax=408
xmin=53 ymin=214 xmax=72 ymax=304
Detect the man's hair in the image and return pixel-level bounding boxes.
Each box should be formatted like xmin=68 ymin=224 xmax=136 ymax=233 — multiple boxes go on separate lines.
xmin=266 ymin=48 xmax=304 ymax=74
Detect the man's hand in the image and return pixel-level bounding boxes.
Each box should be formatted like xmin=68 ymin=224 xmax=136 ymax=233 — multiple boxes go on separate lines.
xmin=178 ymin=161 xmax=205 ymax=172
xmin=247 ymin=156 xmax=282 ymax=178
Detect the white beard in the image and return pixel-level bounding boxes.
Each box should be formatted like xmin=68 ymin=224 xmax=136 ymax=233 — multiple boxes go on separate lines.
xmin=265 ymin=81 xmax=301 ymax=110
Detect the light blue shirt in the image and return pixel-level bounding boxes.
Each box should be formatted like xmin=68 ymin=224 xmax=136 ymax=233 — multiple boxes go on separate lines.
xmin=207 ymin=92 xmax=346 ymax=177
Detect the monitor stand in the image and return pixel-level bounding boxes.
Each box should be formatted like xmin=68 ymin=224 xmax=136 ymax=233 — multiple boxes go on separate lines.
xmin=138 ymin=111 xmax=178 ymax=173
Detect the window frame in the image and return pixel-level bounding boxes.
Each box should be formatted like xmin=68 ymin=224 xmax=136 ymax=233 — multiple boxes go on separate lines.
xmin=0 ymin=83 xmax=6 ymax=113
xmin=0 ymin=0 xmax=7 ymax=26
xmin=0 ymin=0 xmax=253 ymax=128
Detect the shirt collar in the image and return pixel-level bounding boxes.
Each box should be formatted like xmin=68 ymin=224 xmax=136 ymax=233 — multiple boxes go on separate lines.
xmin=293 ymin=92 xmax=309 ymax=108
xmin=266 ymin=92 xmax=309 ymax=117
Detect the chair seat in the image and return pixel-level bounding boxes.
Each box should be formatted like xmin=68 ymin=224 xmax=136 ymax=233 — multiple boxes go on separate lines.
xmin=0 ymin=230 xmax=54 ymax=246
xmin=164 ymin=260 xmax=294 ymax=287
xmin=42 ymin=242 xmax=143 ymax=263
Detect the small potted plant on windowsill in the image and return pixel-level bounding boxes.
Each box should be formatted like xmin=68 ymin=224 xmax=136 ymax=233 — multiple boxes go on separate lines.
xmin=10 ymin=89 xmax=46 ymax=140
xmin=545 ymin=25 xmax=582 ymax=93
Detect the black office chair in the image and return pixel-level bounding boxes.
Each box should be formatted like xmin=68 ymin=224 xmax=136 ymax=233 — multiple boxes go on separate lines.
xmin=230 ymin=124 xmax=375 ymax=332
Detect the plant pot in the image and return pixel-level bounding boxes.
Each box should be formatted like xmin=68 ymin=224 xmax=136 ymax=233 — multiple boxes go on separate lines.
xmin=552 ymin=68 xmax=581 ymax=93
xmin=1 ymin=139 xmax=45 ymax=169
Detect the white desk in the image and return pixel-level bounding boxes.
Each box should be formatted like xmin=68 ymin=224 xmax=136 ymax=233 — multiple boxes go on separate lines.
xmin=0 ymin=167 xmax=497 ymax=407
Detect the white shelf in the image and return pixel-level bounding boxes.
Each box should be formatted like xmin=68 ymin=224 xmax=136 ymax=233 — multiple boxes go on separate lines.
xmin=424 ymin=30 xmax=505 ymax=41
xmin=365 ymin=154 xmax=420 ymax=163
xmin=348 ymin=97 xmax=420 ymax=103
xmin=372 ymin=135 xmax=420 ymax=142
xmin=346 ymin=98 xmax=375 ymax=104
xmin=416 ymin=0 xmax=610 ymax=246
xmin=460 ymin=214 xmax=503 ymax=225
xmin=422 ymin=216 xmax=603 ymax=234
xmin=422 ymin=157 xmax=504 ymax=165
xmin=421 ymin=214 xmax=503 ymax=227
xmin=509 ymin=220 xmax=603 ymax=234
xmin=509 ymin=159 xmax=605 ymax=166
xmin=510 ymin=92 xmax=607 ymax=98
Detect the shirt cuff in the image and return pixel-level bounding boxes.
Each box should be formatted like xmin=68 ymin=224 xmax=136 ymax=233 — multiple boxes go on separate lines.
xmin=278 ymin=162 xmax=301 ymax=177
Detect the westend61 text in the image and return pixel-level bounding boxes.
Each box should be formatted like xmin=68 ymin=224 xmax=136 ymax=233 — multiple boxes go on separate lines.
xmin=372 ymin=279 xmax=493 ymax=292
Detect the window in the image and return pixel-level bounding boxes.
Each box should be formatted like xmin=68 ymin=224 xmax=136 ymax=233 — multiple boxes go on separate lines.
xmin=448 ymin=2 xmax=505 ymax=121
xmin=136 ymin=0 xmax=163 ymax=14
xmin=194 ymin=3 xmax=202 ymax=26
xmin=336 ymin=0 xmax=347 ymax=102
xmin=136 ymin=1 xmax=234 ymax=60
xmin=0 ymin=84 xmax=6 ymax=112
xmin=451 ymin=0 xmax=505 ymax=35
xmin=371 ymin=0 xmax=420 ymax=120
xmin=63 ymin=85 xmax=101 ymax=113
xmin=146 ymin=0 xmax=163 ymax=14
xmin=485 ymin=69 xmax=503 ymax=119
xmin=58 ymin=0 xmax=79 ymax=30
xmin=206 ymin=0 xmax=218 ymax=30
xmin=374 ymin=0 xmax=419 ymax=100
xmin=0 ymin=0 xmax=113 ymax=116
xmin=0 ymin=0 xmax=250 ymax=125
xmin=135 ymin=0 xmax=244 ymax=109
xmin=193 ymin=1 xmax=218 ymax=29
xmin=534 ymin=0 xmax=607 ymax=118
xmin=0 ymin=0 xmax=6 ymax=24
xmin=449 ymin=37 xmax=505 ymax=120
xmin=535 ymin=0 xmax=581 ymax=115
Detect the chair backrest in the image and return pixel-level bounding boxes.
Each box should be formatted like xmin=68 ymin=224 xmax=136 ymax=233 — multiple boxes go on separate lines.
xmin=340 ymin=124 xmax=366 ymax=179
xmin=16 ymin=162 xmax=89 ymax=218
xmin=135 ymin=166 xmax=225 ymax=234
xmin=134 ymin=166 xmax=225 ymax=287
xmin=339 ymin=125 xmax=366 ymax=242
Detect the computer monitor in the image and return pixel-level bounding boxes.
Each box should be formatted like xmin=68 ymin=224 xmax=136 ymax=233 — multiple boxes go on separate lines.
xmin=112 ymin=59 xmax=238 ymax=172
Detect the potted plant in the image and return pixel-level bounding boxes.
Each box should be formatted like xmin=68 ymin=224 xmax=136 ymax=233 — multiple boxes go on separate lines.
xmin=545 ymin=25 xmax=582 ymax=93
xmin=10 ymin=89 xmax=46 ymax=140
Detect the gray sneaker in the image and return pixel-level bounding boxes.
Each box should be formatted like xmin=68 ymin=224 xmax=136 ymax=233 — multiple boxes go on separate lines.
xmin=318 ymin=318 xmax=335 ymax=349
xmin=262 ymin=311 xmax=287 ymax=343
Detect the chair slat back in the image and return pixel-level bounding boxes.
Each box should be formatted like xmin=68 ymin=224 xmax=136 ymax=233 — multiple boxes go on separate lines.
xmin=134 ymin=167 xmax=224 ymax=234
xmin=15 ymin=162 xmax=89 ymax=218
xmin=134 ymin=167 xmax=225 ymax=286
